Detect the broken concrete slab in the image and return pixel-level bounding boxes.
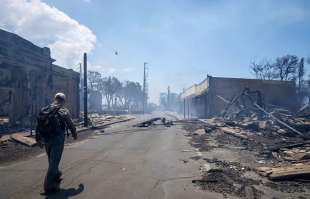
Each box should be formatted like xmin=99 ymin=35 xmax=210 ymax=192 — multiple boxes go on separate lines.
xmin=194 ymin=129 xmax=206 ymax=136
xmin=257 ymin=163 xmax=310 ymax=180
xmin=10 ymin=134 xmax=36 ymax=147
xmin=0 ymin=135 xmax=10 ymax=143
xmin=269 ymin=140 xmax=310 ymax=152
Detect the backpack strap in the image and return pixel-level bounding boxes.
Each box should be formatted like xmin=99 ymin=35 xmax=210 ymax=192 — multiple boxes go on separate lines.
xmin=48 ymin=105 xmax=61 ymax=116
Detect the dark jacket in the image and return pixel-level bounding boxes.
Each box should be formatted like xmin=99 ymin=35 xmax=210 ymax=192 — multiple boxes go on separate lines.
xmin=36 ymin=103 xmax=77 ymax=142
xmin=55 ymin=105 xmax=76 ymax=136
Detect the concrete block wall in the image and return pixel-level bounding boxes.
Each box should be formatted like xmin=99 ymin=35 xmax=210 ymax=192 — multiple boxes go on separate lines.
xmin=208 ymin=77 xmax=297 ymax=117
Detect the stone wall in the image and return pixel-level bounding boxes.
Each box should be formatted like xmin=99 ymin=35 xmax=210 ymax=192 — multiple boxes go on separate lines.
xmin=0 ymin=29 xmax=79 ymax=127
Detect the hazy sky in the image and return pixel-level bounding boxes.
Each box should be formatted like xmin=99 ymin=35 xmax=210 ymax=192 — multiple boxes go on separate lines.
xmin=1 ymin=0 xmax=310 ymax=103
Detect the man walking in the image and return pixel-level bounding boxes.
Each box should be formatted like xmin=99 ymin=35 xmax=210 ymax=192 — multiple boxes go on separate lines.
xmin=36 ymin=93 xmax=77 ymax=195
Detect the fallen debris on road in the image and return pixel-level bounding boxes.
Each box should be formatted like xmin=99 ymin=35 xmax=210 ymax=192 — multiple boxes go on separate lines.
xmin=134 ymin=117 xmax=162 ymax=127
xmin=134 ymin=117 xmax=174 ymax=127
xmin=10 ymin=134 xmax=37 ymax=147
xmin=192 ymin=158 xmax=261 ymax=198
xmin=181 ymin=88 xmax=310 ymax=198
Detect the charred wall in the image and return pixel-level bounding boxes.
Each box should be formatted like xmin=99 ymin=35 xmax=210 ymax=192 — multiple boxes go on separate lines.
xmin=0 ymin=29 xmax=79 ymax=127
xmin=207 ymin=76 xmax=297 ymax=117
xmin=52 ymin=65 xmax=80 ymax=118
xmin=192 ymin=94 xmax=207 ymax=118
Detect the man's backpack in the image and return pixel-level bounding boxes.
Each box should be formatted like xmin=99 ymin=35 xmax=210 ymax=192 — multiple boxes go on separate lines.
xmin=36 ymin=105 xmax=62 ymax=139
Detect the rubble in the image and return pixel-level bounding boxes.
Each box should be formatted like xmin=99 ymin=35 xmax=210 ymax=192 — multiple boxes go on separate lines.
xmin=183 ymin=116 xmax=310 ymax=198
xmin=192 ymin=158 xmax=262 ymax=198
xmin=134 ymin=117 xmax=173 ymax=127
xmin=298 ymin=104 xmax=310 ymax=119
xmin=196 ymin=112 xmax=309 ymax=166
xmin=75 ymin=114 xmax=135 ymax=130
xmin=10 ymin=134 xmax=36 ymax=147
xmin=181 ymin=87 xmax=310 ymax=198
xmin=134 ymin=117 xmax=162 ymax=127
xmin=219 ymin=127 xmax=249 ymax=140
xmin=257 ymin=163 xmax=310 ymax=180
xmin=0 ymin=135 xmax=10 ymax=147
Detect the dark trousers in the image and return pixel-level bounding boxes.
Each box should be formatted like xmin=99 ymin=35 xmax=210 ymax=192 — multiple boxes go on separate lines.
xmin=44 ymin=134 xmax=65 ymax=192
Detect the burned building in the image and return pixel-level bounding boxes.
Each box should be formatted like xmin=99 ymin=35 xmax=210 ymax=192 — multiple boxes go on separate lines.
xmin=0 ymin=29 xmax=79 ymax=128
xmin=181 ymin=76 xmax=297 ymax=118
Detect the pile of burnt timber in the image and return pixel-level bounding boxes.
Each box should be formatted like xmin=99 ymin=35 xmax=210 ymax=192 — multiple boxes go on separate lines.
xmin=74 ymin=114 xmax=135 ymax=131
xmin=199 ymin=88 xmax=310 ymax=181
xmin=257 ymin=163 xmax=310 ymax=180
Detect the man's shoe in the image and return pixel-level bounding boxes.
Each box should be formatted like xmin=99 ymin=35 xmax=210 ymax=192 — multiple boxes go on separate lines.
xmin=56 ymin=171 xmax=62 ymax=179
xmin=55 ymin=171 xmax=63 ymax=183
xmin=56 ymin=177 xmax=63 ymax=183
xmin=43 ymin=187 xmax=60 ymax=195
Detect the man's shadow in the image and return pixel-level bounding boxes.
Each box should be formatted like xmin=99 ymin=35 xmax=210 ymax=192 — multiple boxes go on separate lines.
xmin=44 ymin=184 xmax=84 ymax=199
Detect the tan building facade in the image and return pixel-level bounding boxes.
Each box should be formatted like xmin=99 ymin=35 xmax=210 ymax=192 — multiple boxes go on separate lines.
xmin=181 ymin=76 xmax=297 ymax=118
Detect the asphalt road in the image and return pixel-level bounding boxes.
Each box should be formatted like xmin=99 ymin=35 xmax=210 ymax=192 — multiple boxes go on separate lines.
xmin=0 ymin=113 xmax=225 ymax=199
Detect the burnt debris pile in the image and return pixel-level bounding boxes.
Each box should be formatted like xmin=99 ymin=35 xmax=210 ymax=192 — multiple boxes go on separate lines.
xmin=181 ymin=90 xmax=310 ymax=198
xmin=218 ymin=88 xmax=310 ymax=141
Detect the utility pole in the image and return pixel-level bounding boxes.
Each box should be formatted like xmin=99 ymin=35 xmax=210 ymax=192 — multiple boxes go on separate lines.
xmin=79 ymin=63 xmax=82 ymax=90
xmin=143 ymin=62 xmax=148 ymax=114
xmin=187 ymin=99 xmax=190 ymax=119
xmin=83 ymin=53 xmax=88 ymax=127
xmin=79 ymin=62 xmax=83 ymax=119
xmin=183 ymin=98 xmax=186 ymax=119
xmin=167 ymin=86 xmax=170 ymax=111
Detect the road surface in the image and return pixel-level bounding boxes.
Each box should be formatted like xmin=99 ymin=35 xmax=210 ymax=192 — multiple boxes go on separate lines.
xmin=0 ymin=113 xmax=224 ymax=199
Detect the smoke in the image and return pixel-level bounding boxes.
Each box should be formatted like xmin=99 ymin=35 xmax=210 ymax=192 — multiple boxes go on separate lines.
xmin=0 ymin=0 xmax=96 ymax=67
